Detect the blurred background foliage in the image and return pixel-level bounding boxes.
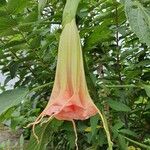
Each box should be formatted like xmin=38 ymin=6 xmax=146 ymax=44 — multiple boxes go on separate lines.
xmin=0 ymin=0 xmax=150 ymax=149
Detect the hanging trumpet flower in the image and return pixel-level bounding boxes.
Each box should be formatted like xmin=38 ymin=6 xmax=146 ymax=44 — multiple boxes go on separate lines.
xmin=28 ymin=0 xmax=113 ymax=149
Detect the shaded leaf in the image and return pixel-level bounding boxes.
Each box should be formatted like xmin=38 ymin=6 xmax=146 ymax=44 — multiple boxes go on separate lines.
xmin=119 ymin=129 xmax=137 ymax=137
xmin=118 ymin=134 xmax=128 ymax=150
xmin=90 ymin=115 xmax=99 ymax=136
xmin=66 ymin=130 xmax=76 ymax=149
xmin=0 ymin=17 xmax=16 ymax=31
xmin=85 ymin=21 xmax=113 ymax=50
xmin=108 ymin=100 xmax=131 ymax=112
xmin=0 ymin=0 xmax=6 ymax=7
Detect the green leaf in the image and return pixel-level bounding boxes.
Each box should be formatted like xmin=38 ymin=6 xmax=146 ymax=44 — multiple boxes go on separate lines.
xmin=66 ymin=130 xmax=76 ymax=149
xmin=85 ymin=20 xmax=113 ymax=50
xmin=8 ymin=61 xmax=19 ymax=79
xmin=112 ymin=120 xmax=124 ymax=131
xmin=108 ymin=100 xmax=131 ymax=112
xmin=143 ymin=84 xmax=150 ymax=97
xmin=125 ymin=0 xmax=150 ymax=46
xmin=90 ymin=115 xmax=99 ymax=136
xmin=0 ymin=28 xmax=19 ymax=36
xmin=0 ymin=87 xmax=28 ymax=116
xmin=0 ymin=107 xmax=15 ymax=122
xmin=28 ymin=119 xmax=63 ymax=150
xmin=3 ymin=40 xmax=26 ymax=49
xmin=23 ymin=11 xmax=38 ymax=23
xmin=119 ymin=129 xmax=137 ymax=137
xmin=0 ymin=9 xmax=7 ymax=17
xmin=0 ymin=0 xmax=6 ymax=7
xmin=112 ymin=120 xmax=124 ymax=138
xmin=118 ymin=134 xmax=128 ymax=150
xmin=0 ymin=17 xmax=16 ymax=31
xmin=30 ymin=36 xmax=41 ymax=49
xmin=7 ymin=0 xmax=28 ymax=14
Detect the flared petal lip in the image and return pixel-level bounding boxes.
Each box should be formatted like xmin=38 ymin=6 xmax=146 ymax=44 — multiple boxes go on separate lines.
xmin=42 ymin=102 xmax=97 ymax=121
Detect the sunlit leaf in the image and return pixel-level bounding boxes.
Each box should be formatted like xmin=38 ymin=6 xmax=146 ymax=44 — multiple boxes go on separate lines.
xmin=125 ymin=0 xmax=150 ymax=46
xmin=0 ymin=88 xmax=28 ymax=116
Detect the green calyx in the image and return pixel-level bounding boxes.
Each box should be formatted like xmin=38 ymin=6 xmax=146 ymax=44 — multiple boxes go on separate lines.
xmin=62 ymin=0 xmax=81 ymax=26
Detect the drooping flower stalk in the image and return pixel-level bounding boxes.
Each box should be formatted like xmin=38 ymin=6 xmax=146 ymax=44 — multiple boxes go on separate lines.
xmin=28 ymin=0 xmax=113 ymax=149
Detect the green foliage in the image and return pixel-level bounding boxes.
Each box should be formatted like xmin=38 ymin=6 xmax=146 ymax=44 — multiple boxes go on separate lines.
xmin=28 ymin=119 xmax=63 ymax=150
xmin=0 ymin=0 xmax=150 ymax=149
xmin=108 ymin=99 xmax=131 ymax=112
xmin=0 ymin=88 xmax=28 ymax=116
xmin=7 ymin=0 xmax=29 ymax=14
xmin=125 ymin=0 xmax=150 ymax=46
xmin=143 ymin=85 xmax=150 ymax=97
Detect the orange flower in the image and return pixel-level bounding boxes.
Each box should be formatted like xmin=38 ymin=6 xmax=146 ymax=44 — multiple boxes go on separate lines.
xmin=41 ymin=19 xmax=97 ymax=121
xmin=28 ymin=0 xmax=113 ymax=149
